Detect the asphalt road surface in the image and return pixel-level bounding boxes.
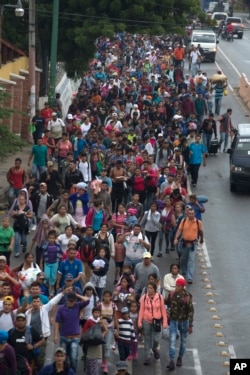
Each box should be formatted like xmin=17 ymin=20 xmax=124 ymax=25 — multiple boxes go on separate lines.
xmin=2 ymin=29 xmax=250 ymax=374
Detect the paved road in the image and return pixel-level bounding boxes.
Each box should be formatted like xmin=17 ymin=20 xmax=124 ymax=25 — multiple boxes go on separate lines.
xmin=2 ymin=34 xmax=250 ymax=374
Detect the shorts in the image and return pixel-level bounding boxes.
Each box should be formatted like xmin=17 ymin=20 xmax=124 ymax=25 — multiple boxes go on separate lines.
xmin=115 ymin=261 xmax=124 ymax=269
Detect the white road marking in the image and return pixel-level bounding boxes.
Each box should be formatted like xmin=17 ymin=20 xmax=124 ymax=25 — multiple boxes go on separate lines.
xmin=202 ymin=241 xmax=212 ymax=268
xmin=217 ymin=46 xmax=241 ymax=78
xmin=186 ymin=348 xmax=203 ymax=375
xmin=228 ymin=344 xmax=237 ymax=359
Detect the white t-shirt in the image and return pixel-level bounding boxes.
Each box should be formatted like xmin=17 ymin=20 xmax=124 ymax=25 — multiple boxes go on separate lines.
xmin=80 ymin=122 xmax=91 ymax=136
xmin=190 ymin=50 xmax=201 ymax=64
xmin=0 ymin=309 xmax=17 ymax=331
xmin=145 ymin=142 xmax=155 ymax=155
xmin=57 ymin=234 xmax=79 ymax=253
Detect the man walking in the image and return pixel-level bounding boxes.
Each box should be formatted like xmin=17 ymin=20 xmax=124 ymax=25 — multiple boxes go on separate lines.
xmin=6 ymin=158 xmax=28 ymax=206
xmin=165 ymin=278 xmax=194 ymax=371
xmin=28 ymin=137 xmax=48 ymax=180
xmin=173 ymin=208 xmax=203 ymax=284
xmin=200 ymin=112 xmax=217 ymax=153
xmin=218 ymin=108 xmax=234 ymax=152
xmin=188 ymin=134 xmax=206 ymax=187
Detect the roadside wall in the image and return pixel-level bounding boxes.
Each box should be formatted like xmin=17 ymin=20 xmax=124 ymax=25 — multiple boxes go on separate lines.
xmin=239 ymin=73 xmax=250 ymax=110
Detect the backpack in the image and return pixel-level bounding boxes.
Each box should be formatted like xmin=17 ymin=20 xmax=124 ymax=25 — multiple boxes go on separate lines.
xmin=78 ymin=237 xmax=96 ymax=263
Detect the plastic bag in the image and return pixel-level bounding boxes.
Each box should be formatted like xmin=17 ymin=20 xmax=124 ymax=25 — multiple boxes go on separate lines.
xmin=223 ymin=88 xmax=228 ymax=96
xmin=162 ymin=327 xmax=170 ymax=340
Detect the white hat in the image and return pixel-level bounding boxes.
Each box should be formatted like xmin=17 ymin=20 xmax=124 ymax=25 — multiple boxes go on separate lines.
xmin=76 ymin=182 xmax=88 ymax=190
xmin=112 ymin=112 xmax=118 ymax=117
xmin=67 ymin=114 xmax=73 ymax=120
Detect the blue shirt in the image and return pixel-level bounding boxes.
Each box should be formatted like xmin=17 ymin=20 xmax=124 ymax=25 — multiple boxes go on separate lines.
xmin=189 ymin=142 xmax=206 ymax=164
xmin=93 ymin=210 xmax=103 ymax=232
xmin=189 ymin=202 xmax=204 ymax=221
xmin=58 ymin=259 xmax=83 ymax=291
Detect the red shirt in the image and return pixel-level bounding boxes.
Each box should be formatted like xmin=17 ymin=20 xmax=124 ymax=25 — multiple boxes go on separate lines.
xmin=132 ymin=176 xmax=145 ymax=191
xmin=7 ymin=167 xmax=25 ymax=189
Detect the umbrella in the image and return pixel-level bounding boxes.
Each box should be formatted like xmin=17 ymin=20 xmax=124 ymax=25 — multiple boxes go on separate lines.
xmin=210 ymin=73 xmax=227 ymax=83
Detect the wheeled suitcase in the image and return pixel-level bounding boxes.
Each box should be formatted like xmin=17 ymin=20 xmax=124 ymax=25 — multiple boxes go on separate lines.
xmin=208 ymin=139 xmax=219 ymax=155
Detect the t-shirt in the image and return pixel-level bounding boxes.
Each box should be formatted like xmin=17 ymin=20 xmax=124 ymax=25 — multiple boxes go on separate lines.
xmin=57 ymin=234 xmax=79 ymax=253
xmin=92 ymin=210 xmax=103 ymax=232
xmin=0 ymin=310 xmax=16 ymax=331
xmin=0 ymin=226 xmax=14 ymax=252
xmin=134 ymin=262 xmax=161 ymax=294
xmin=30 ymin=310 xmax=42 ymax=335
xmin=8 ymin=326 xmax=42 ymax=363
xmin=37 ymin=194 xmax=47 ymax=219
xmin=32 ymin=144 xmax=48 ymax=167
xmin=189 ymin=142 xmax=206 ymax=164
xmin=55 ymin=301 xmax=89 ymax=336
xmin=58 ymin=259 xmax=83 ymax=290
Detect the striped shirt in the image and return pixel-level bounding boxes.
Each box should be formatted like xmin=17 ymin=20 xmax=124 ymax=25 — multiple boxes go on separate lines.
xmin=117 ymin=318 xmax=135 ymax=342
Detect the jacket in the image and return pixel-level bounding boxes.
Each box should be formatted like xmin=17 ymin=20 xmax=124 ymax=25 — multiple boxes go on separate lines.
xmin=38 ymin=363 xmax=74 ymax=375
xmin=68 ymin=191 xmax=89 ymax=215
xmin=166 ymin=290 xmax=194 ymax=326
xmin=25 ymin=292 xmax=63 ymax=337
xmin=138 ymin=292 xmax=167 ymax=328
xmin=31 ymin=191 xmax=54 ymax=215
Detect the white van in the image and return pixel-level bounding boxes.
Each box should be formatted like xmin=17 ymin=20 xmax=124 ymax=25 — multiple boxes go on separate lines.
xmin=191 ymin=30 xmax=218 ymax=62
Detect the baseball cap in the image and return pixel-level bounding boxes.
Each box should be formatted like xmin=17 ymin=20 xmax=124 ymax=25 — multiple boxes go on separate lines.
xmin=47 ymin=161 xmax=54 ymax=167
xmin=116 ymin=361 xmax=128 ymax=371
xmin=142 ymin=252 xmax=152 ymax=259
xmin=0 ymin=330 xmax=8 ymax=344
xmin=52 ymin=112 xmax=57 ymax=116
xmin=0 ymin=255 xmax=7 ymax=262
xmin=55 ymin=347 xmax=66 ymax=355
xmin=176 ymin=278 xmax=186 ymax=287
xmin=67 ymin=114 xmax=73 ymax=120
xmin=16 ymin=313 xmax=26 ymax=320
xmin=65 ymin=273 xmax=74 ymax=281
xmin=121 ymin=307 xmax=129 ymax=314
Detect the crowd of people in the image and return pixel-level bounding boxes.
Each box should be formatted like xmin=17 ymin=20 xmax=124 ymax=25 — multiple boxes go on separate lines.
xmin=0 ymin=31 xmax=232 ymax=374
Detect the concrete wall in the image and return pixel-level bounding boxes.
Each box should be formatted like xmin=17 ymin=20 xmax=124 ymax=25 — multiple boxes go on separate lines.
xmin=239 ymin=73 xmax=250 ymax=110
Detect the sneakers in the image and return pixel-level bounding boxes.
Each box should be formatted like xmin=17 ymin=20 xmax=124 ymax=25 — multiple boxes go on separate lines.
xmin=176 ymin=357 xmax=182 ymax=367
xmin=15 ymin=253 xmax=20 ymax=257
xmin=102 ymin=364 xmax=108 ymax=374
xmin=157 ymin=252 xmax=162 ymax=257
xmin=144 ymin=358 xmax=151 ymax=366
xmin=167 ymin=360 xmax=175 ymax=371
xmin=111 ymin=343 xmax=116 ymax=350
xmin=153 ymin=349 xmax=160 ymax=359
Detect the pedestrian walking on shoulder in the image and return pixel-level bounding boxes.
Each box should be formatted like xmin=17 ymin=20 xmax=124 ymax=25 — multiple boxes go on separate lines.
xmin=165 ymin=278 xmax=194 ymax=371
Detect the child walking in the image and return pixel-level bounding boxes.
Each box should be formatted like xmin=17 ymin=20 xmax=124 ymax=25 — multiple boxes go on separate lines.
xmin=114 ymin=234 xmax=126 ymax=284
xmin=82 ymin=306 xmax=107 ymax=375
xmin=90 ymin=247 xmax=109 ymax=300
xmin=115 ymin=306 xmax=136 ymax=361
xmin=40 ymin=229 xmax=63 ymax=296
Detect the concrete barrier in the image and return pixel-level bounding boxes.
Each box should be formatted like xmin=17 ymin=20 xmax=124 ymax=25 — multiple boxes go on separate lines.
xmin=238 ymin=73 xmax=250 ymax=110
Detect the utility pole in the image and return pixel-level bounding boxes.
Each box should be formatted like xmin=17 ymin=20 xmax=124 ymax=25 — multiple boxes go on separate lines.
xmin=29 ymin=0 xmax=36 ymax=119
xmin=48 ymin=0 xmax=59 ymax=106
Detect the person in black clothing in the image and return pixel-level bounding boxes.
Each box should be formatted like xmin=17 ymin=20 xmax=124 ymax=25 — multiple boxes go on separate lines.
xmin=31 ymin=182 xmax=54 ymax=224
xmin=31 ymin=109 xmax=45 ymax=144
xmin=64 ymin=160 xmax=84 ymax=192
xmin=8 ymin=313 xmax=44 ymax=368
xmin=200 ymin=112 xmax=217 ymax=154
xmin=40 ymin=161 xmax=63 ymax=199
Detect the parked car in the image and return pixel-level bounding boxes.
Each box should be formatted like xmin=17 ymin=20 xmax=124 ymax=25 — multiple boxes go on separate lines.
xmin=227 ymin=124 xmax=250 ymax=192
xmin=225 ymin=17 xmax=244 ymax=39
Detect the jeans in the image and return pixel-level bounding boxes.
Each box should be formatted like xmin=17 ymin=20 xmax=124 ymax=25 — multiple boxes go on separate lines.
xmin=189 ymin=163 xmax=201 ymax=185
xmin=145 ymin=230 xmax=158 ymax=256
xmin=32 ymin=164 xmax=47 ymax=181
xmin=124 ymin=256 xmax=142 ymax=273
xmin=180 ymin=242 xmax=197 ymax=281
xmin=44 ymin=262 xmax=58 ymax=286
xmin=14 ymin=231 xmax=27 ymax=255
xmin=142 ymin=320 xmax=161 ymax=359
xmin=118 ymin=340 xmax=130 ymax=360
xmin=191 ymin=62 xmax=198 ymax=77
xmin=60 ymin=336 xmax=80 ymax=372
xmin=202 ymin=133 xmax=212 ymax=153
xmin=8 ymin=187 xmax=21 ymax=206
xmin=219 ymin=131 xmax=229 ymax=151
xmin=158 ymin=229 xmax=173 ymax=253
xmin=169 ymin=320 xmax=189 ymax=360
xmin=103 ymin=327 xmax=114 ymax=359
xmin=144 ymin=191 xmax=156 ymax=211
xmin=215 ymin=97 xmax=222 ymax=115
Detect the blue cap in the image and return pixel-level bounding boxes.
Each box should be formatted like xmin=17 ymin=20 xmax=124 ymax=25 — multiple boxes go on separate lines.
xmin=0 ymin=330 xmax=8 ymax=344
xmin=116 ymin=361 xmax=128 ymax=370
xmin=121 ymin=307 xmax=129 ymax=314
